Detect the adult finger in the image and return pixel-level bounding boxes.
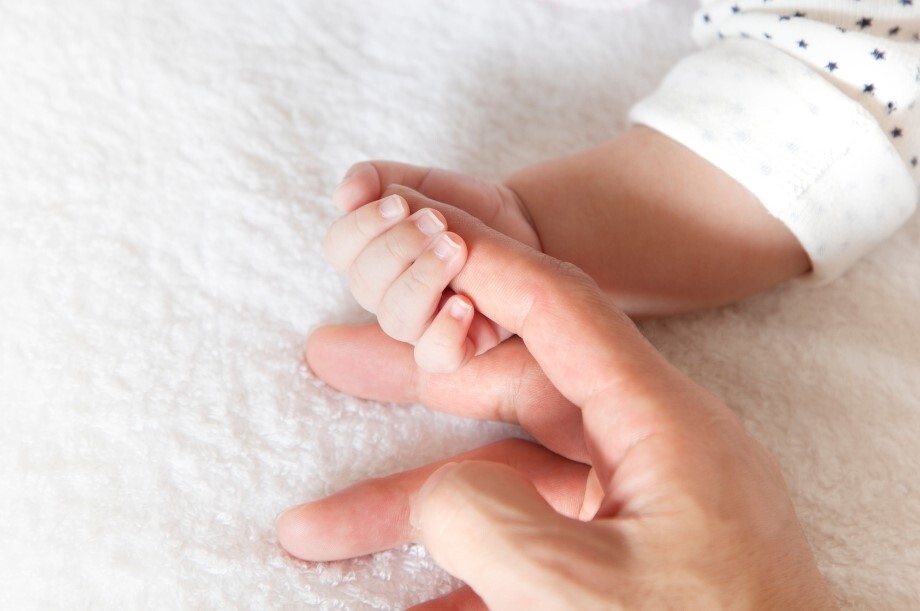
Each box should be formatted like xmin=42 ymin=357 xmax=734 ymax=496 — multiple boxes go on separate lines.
xmin=276 ymin=439 xmax=589 ymax=562
xmin=306 ymin=323 xmax=587 ymax=462
xmin=409 ymin=461 xmax=620 ymax=611
xmin=382 ymin=186 xmax=661 ymax=400
xmin=409 ymin=586 xmax=485 ymax=611
xmin=333 ymin=185 xmax=682 ymax=417
xmin=382 ymin=186 xmax=726 ymax=484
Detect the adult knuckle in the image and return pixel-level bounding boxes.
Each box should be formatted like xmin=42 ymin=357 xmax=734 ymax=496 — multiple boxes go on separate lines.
xmin=537 ymin=257 xmax=606 ymax=309
xmin=542 ymin=256 xmax=592 ymax=286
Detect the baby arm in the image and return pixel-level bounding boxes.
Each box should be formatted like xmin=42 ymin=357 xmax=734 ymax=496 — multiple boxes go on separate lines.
xmin=323 ymin=129 xmax=806 ymax=376
xmin=332 ymin=126 xmax=810 ymax=320
xmin=505 ymin=126 xmax=811 ymax=316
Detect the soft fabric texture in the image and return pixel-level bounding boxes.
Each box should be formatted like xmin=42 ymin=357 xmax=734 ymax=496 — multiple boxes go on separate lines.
xmin=1 ymin=1 xmax=918 ymax=609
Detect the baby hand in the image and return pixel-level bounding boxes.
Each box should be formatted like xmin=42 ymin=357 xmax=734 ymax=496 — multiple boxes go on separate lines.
xmin=323 ymin=193 xmax=500 ymax=373
xmin=332 ymin=160 xmax=541 ymax=251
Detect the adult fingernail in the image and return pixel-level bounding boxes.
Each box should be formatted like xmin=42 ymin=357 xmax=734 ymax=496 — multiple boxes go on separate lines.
xmin=378 ymin=194 xmax=406 ymax=219
xmin=410 ymin=462 xmax=462 ymax=532
xmin=432 ymin=233 xmax=461 ymax=261
xmin=416 ymin=209 xmax=446 ymax=236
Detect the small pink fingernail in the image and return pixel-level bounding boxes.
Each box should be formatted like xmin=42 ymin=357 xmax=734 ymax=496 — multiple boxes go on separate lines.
xmin=432 ymin=233 xmax=461 ymax=261
xmin=378 ymin=194 xmax=405 ymax=219
xmin=416 ymin=209 xmax=445 ymax=236
xmin=448 ymin=297 xmax=472 ymax=320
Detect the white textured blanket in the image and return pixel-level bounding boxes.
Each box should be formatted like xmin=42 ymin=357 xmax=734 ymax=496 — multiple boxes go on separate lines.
xmin=1 ymin=1 xmax=918 ymax=608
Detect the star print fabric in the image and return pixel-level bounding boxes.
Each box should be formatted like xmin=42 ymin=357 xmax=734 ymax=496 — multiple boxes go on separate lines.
xmin=631 ymin=0 xmax=920 ymax=282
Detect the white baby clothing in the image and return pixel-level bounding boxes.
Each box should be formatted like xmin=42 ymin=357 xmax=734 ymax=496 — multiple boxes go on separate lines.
xmin=631 ymin=1 xmax=920 ymax=282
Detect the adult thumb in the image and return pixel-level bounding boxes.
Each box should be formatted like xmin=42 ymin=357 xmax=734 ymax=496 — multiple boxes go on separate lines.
xmin=410 ymin=461 xmax=612 ymax=611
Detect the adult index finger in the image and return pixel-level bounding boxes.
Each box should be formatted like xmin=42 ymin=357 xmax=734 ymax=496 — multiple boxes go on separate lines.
xmin=383 ymin=186 xmax=729 ymax=491
xmin=383 ymin=186 xmax=691 ymax=414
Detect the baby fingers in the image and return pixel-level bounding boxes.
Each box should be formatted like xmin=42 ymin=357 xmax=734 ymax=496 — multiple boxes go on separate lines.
xmin=325 ymin=193 xmax=467 ymax=346
xmin=375 ymin=232 xmax=468 ymax=344
xmin=323 ymin=194 xmax=410 ymax=272
xmin=340 ymin=207 xmax=450 ymax=313
xmin=414 ymin=295 xmax=476 ymax=374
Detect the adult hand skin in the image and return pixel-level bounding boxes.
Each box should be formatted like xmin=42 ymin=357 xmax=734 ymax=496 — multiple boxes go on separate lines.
xmin=278 ymin=187 xmax=837 ymax=610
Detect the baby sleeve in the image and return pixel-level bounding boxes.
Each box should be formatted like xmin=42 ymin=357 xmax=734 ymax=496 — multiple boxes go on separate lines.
xmin=629 ymin=1 xmax=920 ymax=283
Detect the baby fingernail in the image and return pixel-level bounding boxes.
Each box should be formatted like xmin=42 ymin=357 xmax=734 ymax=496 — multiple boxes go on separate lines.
xmin=448 ymin=297 xmax=472 ymax=320
xmin=378 ymin=194 xmax=405 ymax=219
xmin=416 ymin=209 xmax=445 ymax=236
xmin=433 ymin=233 xmax=461 ymax=261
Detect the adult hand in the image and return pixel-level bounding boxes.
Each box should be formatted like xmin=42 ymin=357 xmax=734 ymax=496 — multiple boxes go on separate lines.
xmin=278 ymin=187 xmax=836 ymax=609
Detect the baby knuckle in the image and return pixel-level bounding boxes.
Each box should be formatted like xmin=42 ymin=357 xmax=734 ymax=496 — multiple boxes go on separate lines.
xmin=382 ymin=229 xmax=410 ymax=261
xmin=403 ymin=264 xmax=437 ymax=297
xmin=351 ymin=205 xmax=378 ymax=239
xmin=378 ymin=309 xmax=418 ymax=344
xmin=421 ymin=348 xmax=462 ymax=375
xmin=347 ymin=264 xmax=381 ymax=312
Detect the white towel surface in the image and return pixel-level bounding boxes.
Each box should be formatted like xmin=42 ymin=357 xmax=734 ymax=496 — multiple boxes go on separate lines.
xmin=1 ymin=0 xmax=918 ymax=608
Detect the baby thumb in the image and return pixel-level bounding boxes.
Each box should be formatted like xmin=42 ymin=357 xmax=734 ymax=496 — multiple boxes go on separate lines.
xmin=409 ymin=461 xmax=588 ymax=610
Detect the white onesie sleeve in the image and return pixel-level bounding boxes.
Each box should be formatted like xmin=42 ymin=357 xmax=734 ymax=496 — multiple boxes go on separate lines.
xmin=630 ymin=1 xmax=920 ymax=282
